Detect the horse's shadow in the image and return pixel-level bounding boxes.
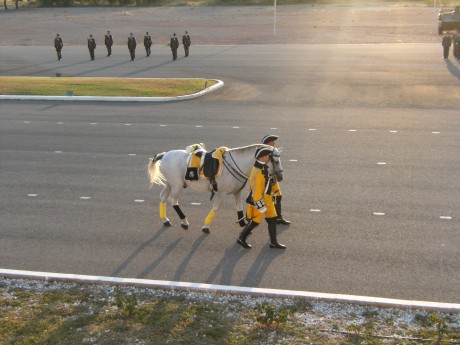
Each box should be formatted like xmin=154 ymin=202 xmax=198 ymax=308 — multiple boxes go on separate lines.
xmin=207 ymin=245 xmax=249 ymax=286
xmin=137 ymin=237 xmax=183 ymax=279
xmin=172 ymin=234 xmax=208 ymax=281
xmin=111 ymin=225 xmax=170 ymax=277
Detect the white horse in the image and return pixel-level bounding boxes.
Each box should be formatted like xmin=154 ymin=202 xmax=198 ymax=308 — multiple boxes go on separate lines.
xmin=148 ymin=144 xmax=284 ymax=234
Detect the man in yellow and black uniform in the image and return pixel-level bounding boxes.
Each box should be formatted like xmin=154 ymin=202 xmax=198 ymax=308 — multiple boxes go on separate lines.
xmin=262 ymin=134 xmax=291 ymax=225
xmin=237 ymin=147 xmax=286 ymax=249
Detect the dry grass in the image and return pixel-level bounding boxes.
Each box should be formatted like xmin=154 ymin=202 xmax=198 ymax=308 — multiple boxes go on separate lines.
xmin=1 ymin=278 xmax=460 ymax=345
xmin=0 ymin=76 xmax=217 ymax=97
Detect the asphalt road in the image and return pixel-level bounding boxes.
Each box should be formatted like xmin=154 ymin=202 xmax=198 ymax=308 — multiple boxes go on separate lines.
xmin=1 ymin=44 xmax=459 ymax=303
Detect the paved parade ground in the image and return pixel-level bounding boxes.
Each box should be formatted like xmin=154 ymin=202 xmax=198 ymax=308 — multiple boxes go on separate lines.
xmin=1 ymin=5 xmax=459 ymax=304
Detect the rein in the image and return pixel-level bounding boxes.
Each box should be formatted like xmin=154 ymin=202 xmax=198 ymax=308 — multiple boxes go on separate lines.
xmin=222 ymin=151 xmax=249 ymax=192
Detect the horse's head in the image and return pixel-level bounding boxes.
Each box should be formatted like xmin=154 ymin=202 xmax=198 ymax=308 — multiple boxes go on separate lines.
xmin=268 ymin=147 xmax=284 ymax=182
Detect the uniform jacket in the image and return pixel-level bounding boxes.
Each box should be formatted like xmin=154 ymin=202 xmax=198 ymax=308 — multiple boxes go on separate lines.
xmin=170 ymin=37 xmax=179 ymax=50
xmin=128 ymin=37 xmax=137 ymax=50
xmin=105 ymin=35 xmax=113 ymax=46
xmin=247 ymin=161 xmax=273 ymax=209
xmin=87 ymin=38 xmax=96 ymax=50
xmin=144 ymin=35 xmax=152 ymax=47
xmin=182 ymin=34 xmax=191 ymax=47
xmin=442 ymin=36 xmax=452 ymax=47
xmin=54 ymin=37 xmax=63 ymax=50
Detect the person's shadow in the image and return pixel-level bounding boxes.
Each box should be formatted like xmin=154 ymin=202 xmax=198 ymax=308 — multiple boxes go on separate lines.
xmin=445 ymin=58 xmax=460 ymax=80
xmin=241 ymin=248 xmax=285 ymax=287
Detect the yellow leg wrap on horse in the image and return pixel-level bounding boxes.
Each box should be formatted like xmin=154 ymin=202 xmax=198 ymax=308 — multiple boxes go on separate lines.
xmin=159 ymin=202 xmax=167 ymax=219
xmin=205 ymin=210 xmax=216 ymax=225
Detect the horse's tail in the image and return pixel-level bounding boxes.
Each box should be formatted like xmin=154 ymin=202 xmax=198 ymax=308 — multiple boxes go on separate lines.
xmin=148 ymin=153 xmax=166 ymax=187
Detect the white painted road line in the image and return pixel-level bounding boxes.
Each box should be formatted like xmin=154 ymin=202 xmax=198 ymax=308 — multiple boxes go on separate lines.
xmin=377 ymin=162 xmax=387 ymax=165
xmin=128 ymin=154 xmax=137 ymax=156
xmin=191 ymin=202 xmax=202 ymax=206
xmin=308 ymin=128 xmax=317 ymax=131
xmin=27 ymin=194 xmax=38 ymax=197
xmin=80 ymin=196 xmax=91 ymax=200
xmin=349 ymin=129 xmax=357 ymax=132
xmin=310 ymin=209 xmax=321 ymax=212
xmin=134 ymin=200 xmax=145 ymax=203
xmin=432 ymin=132 xmax=440 ymax=134
xmin=195 ymin=125 xmax=203 ymax=128
xmin=373 ymin=212 xmax=385 ymax=216
xmin=440 ymin=216 xmax=452 ymax=220
xmin=24 ymin=121 xmax=30 ymax=124
xmin=389 ymin=130 xmax=398 ymax=133
xmin=1 ymin=269 xmax=458 ymax=313
xmin=54 ymin=151 xmax=63 ymax=154
xmin=270 ymin=127 xmax=278 ymax=130
xmin=232 ymin=126 xmax=240 ymax=129
xmin=289 ymin=159 xmax=298 ymax=162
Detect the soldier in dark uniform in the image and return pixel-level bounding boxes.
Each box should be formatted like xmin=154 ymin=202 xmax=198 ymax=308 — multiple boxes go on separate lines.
xmin=87 ymin=34 xmax=96 ymax=61
xmin=182 ymin=30 xmax=191 ymax=57
xmin=128 ymin=33 xmax=137 ymax=61
xmin=442 ymin=35 xmax=452 ymax=59
xmin=105 ymin=30 xmax=113 ymax=57
xmin=237 ymin=147 xmax=286 ymax=249
xmin=453 ymin=31 xmax=460 ymax=59
xmin=170 ymin=33 xmax=179 ymax=60
xmin=54 ymin=34 xmax=63 ymax=60
xmin=144 ymin=32 xmax=152 ymax=57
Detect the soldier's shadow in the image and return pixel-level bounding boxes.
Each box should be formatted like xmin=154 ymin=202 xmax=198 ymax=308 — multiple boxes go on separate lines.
xmin=445 ymin=59 xmax=460 ymax=80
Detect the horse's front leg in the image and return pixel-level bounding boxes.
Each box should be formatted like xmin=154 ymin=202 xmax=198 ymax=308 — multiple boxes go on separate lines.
xmin=201 ymin=192 xmax=226 ymax=234
xmin=233 ymin=190 xmax=247 ymax=227
xmin=169 ymin=186 xmax=189 ymax=230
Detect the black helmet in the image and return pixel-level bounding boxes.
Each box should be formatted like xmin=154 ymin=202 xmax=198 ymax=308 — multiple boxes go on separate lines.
xmin=255 ymin=146 xmax=273 ymax=159
xmin=261 ymin=135 xmax=278 ymax=144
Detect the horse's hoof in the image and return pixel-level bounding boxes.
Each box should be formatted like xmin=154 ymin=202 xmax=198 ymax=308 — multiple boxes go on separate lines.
xmin=181 ymin=224 xmax=189 ymax=230
xmin=201 ymin=227 xmax=210 ymax=234
xmin=163 ymin=221 xmax=172 ymax=227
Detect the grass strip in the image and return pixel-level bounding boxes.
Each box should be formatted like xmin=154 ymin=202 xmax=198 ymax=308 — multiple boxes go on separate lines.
xmin=0 ymin=77 xmax=217 ymax=97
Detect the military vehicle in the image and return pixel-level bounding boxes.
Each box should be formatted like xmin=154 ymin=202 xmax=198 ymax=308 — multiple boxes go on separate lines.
xmin=438 ymin=6 xmax=460 ymax=34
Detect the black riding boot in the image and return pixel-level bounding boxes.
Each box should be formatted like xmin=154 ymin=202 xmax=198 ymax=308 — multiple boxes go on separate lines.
xmin=237 ymin=221 xmax=258 ymax=249
xmin=275 ymin=196 xmax=291 ymax=225
xmin=267 ymin=217 xmax=286 ymax=249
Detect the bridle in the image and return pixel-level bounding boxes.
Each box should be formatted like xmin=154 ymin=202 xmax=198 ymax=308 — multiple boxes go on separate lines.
xmin=222 ymin=151 xmax=249 ymax=192
xmin=270 ymin=149 xmax=284 ymax=178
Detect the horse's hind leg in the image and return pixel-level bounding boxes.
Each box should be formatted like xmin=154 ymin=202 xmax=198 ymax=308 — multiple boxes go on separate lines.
xmin=159 ymin=183 xmax=172 ymax=226
xmin=169 ymin=186 xmax=189 ymax=230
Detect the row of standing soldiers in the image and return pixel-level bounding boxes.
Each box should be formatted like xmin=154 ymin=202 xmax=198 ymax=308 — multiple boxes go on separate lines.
xmin=441 ymin=32 xmax=460 ymax=59
xmin=53 ymin=31 xmax=191 ymax=61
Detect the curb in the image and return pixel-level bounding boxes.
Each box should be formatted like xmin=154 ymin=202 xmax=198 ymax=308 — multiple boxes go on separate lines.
xmin=0 ymin=79 xmax=224 ymax=102
xmin=1 ymin=269 xmax=459 ymax=313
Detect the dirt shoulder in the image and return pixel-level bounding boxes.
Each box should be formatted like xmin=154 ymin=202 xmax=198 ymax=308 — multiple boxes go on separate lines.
xmin=0 ymin=4 xmax=443 ymax=46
